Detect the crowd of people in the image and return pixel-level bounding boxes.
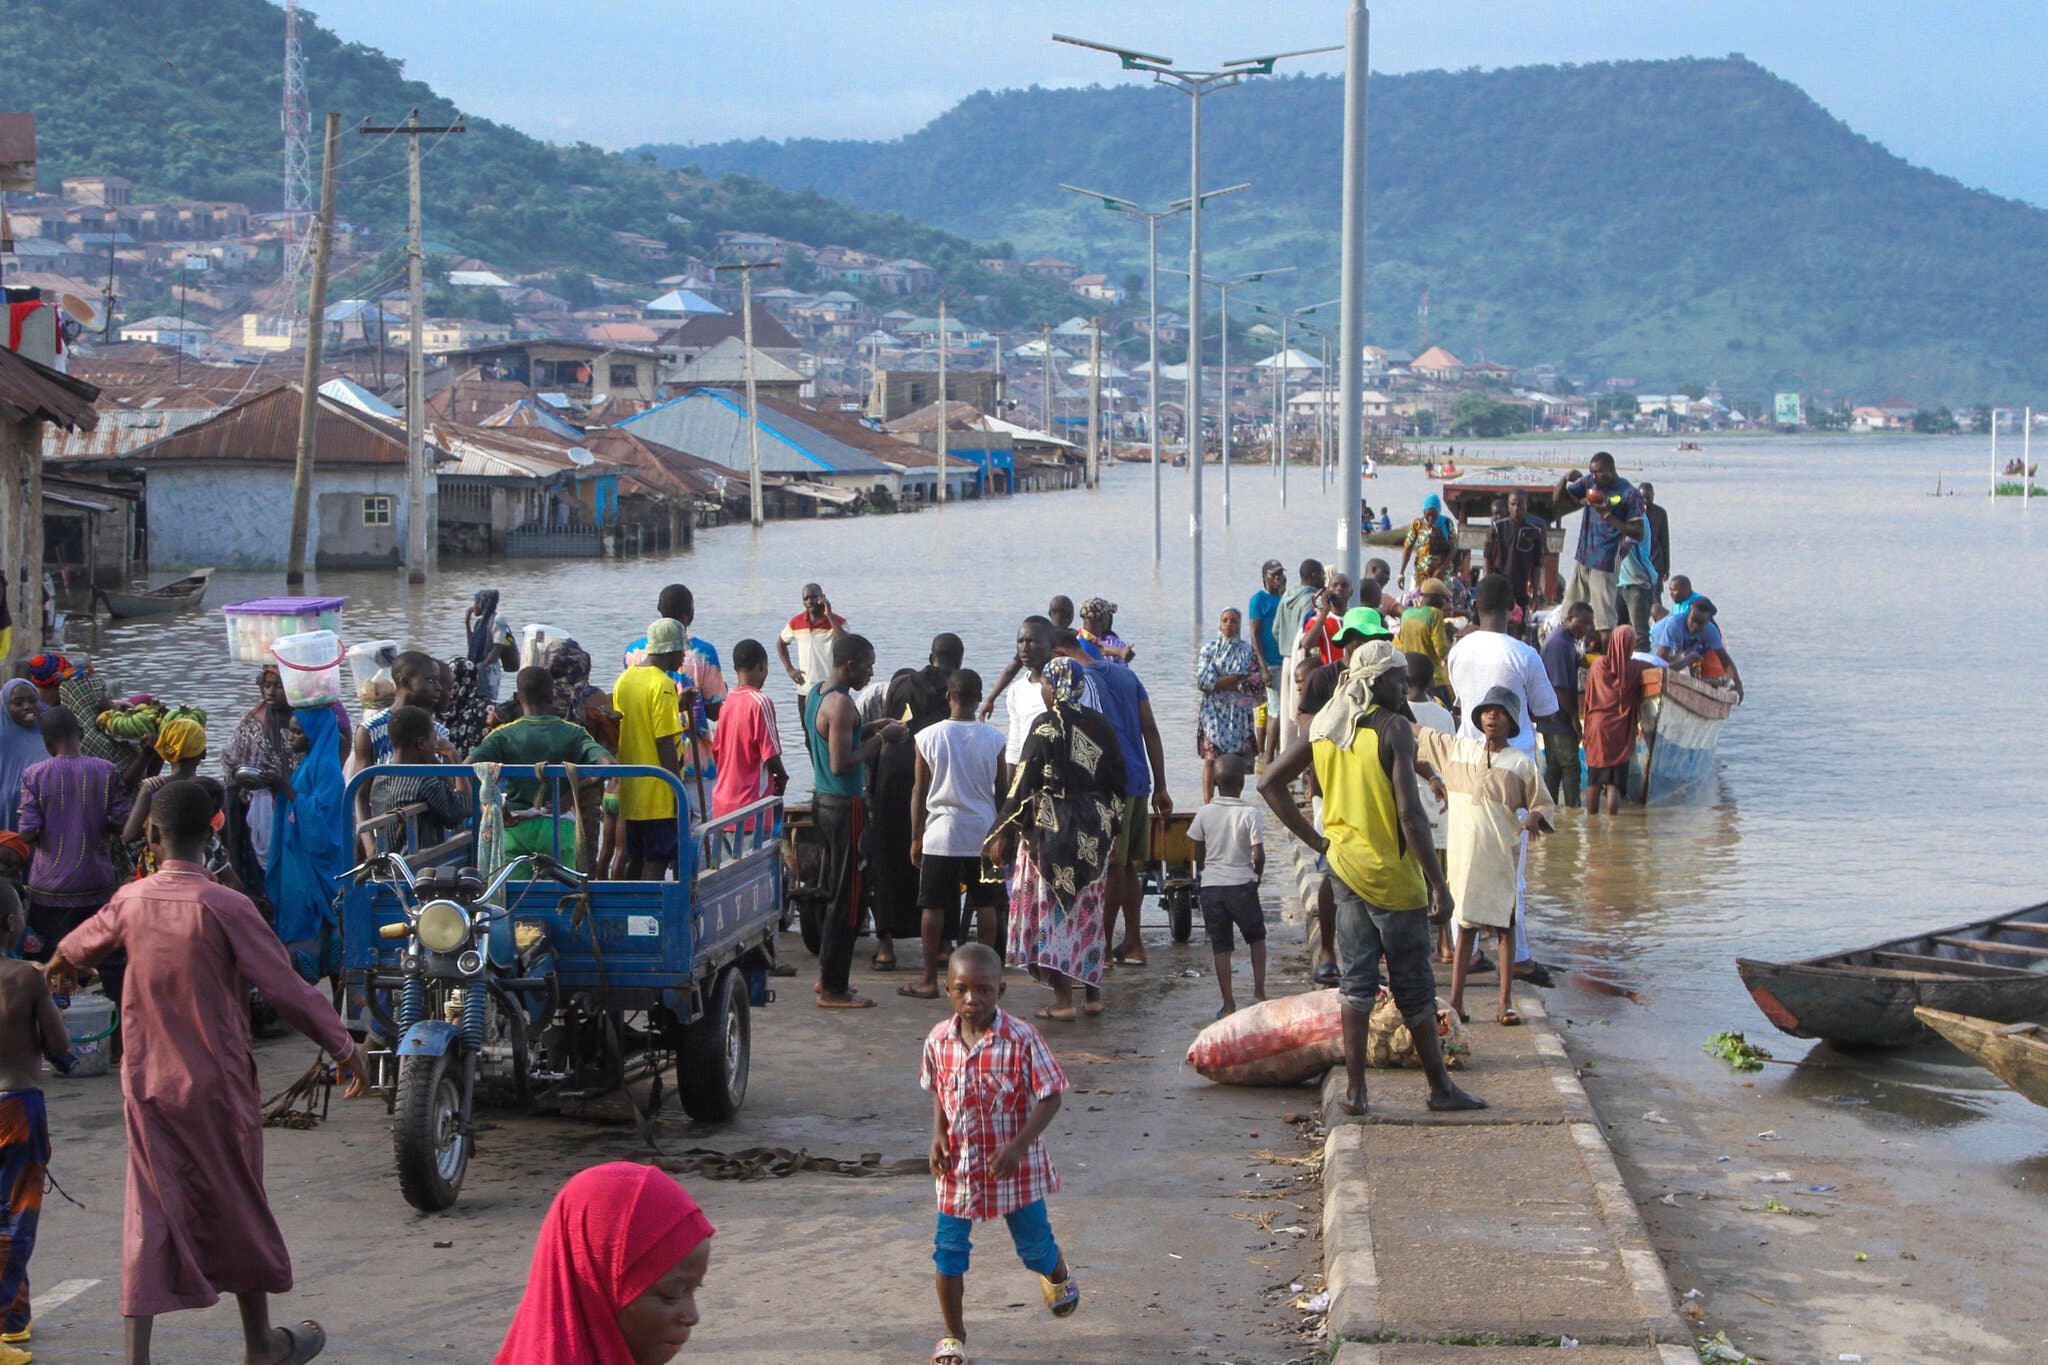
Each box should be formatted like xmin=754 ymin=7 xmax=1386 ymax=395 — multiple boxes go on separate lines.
xmin=0 ymin=448 xmax=1748 ymax=1364
xmin=1249 ymin=452 xmax=1743 ymax=1118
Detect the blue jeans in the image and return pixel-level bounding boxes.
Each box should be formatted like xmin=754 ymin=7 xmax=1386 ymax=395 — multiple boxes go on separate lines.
xmin=933 ymin=1199 xmax=1061 ymax=1278
xmin=1329 ymin=877 xmax=1437 ymax=1021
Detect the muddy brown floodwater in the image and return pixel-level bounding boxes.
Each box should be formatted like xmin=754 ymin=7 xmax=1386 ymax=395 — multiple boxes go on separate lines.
xmin=66 ymin=434 xmax=2048 ymax=1361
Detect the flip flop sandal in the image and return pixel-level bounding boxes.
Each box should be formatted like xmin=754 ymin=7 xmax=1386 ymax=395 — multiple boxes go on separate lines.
xmin=1497 ymin=1009 xmax=1523 ymax=1027
xmin=1313 ymin=964 xmax=1342 ymax=986
xmin=870 ymin=953 xmax=898 ymax=972
xmin=933 ymin=1336 xmax=970 ymax=1364
xmin=276 ymin=1321 xmax=327 ymax=1365
xmin=1041 ymin=1272 xmax=1081 ymax=1318
xmin=815 ymin=994 xmax=877 ymax=1009
xmin=1035 ymin=1007 xmax=1078 ymax=1022
xmin=897 ymin=983 xmax=941 ymax=999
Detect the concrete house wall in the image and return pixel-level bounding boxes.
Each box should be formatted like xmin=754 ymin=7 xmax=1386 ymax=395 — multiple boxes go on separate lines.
xmin=145 ymin=464 xmax=412 ymax=569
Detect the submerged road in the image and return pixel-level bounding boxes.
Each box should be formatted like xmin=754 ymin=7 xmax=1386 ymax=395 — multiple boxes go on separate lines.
xmin=26 ymin=924 xmax=1329 ymax=1363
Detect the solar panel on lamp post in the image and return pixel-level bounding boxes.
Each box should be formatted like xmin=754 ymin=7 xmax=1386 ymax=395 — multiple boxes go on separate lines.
xmin=1054 ymin=32 xmax=1338 ymax=637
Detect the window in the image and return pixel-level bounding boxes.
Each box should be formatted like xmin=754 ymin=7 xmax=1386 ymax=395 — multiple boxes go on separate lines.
xmin=608 ymin=364 xmax=638 ymax=389
xmin=362 ymin=496 xmax=393 ymax=527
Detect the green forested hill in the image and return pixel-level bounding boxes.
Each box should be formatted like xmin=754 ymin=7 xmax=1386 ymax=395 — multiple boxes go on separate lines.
xmin=653 ymin=58 xmax=2048 ymax=402
xmin=3 ymin=0 xmax=1070 ymax=316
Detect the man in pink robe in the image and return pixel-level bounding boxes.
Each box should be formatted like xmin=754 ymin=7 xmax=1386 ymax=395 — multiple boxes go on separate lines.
xmin=47 ymin=780 xmax=368 ymax=1365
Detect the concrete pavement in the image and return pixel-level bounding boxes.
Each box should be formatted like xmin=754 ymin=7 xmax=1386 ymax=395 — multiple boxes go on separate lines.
xmin=1317 ymin=984 xmax=1698 ymax=1362
xmin=22 ymin=928 xmax=1331 ymax=1362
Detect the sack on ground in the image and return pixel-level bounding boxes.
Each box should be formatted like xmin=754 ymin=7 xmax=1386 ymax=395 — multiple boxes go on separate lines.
xmin=1366 ymin=987 xmax=1471 ymax=1070
xmin=1186 ymin=990 xmax=1343 ymax=1085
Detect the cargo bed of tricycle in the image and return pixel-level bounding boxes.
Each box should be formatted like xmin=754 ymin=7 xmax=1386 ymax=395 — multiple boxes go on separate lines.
xmin=340 ymin=765 xmax=783 ymax=1030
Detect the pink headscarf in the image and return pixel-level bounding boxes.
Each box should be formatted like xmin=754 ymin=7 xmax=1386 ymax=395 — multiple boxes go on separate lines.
xmin=494 ymin=1163 xmax=715 ymax=1365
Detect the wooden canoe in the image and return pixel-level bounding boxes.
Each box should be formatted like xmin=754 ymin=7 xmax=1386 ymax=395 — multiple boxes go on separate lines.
xmin=94 ymin=567 xmax=213 ymax=619
xmin=1737 ymin=899 xmax=2048 ymax=1047
xmin=1914 ymin=1008 xmax=2048 ymax=1107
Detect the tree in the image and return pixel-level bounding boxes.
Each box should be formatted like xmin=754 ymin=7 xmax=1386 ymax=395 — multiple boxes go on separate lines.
xmin=551 ymin=270 xmax=600 ymax=308
xmin=1808 ymin=402 xmax=1850 ymax=431
xmin=1412 ymin=409 xmax=1437 ymax=437
xmin=1910 ymin=406 xmax=1959 ymax=434
xmin=1451 ymin=392 xmax=1531 ymax=438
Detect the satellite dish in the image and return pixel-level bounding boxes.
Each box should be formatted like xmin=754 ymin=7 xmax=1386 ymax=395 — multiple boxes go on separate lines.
xmin=566 ymin=446 xmax=595 ymax=467
xmin=60 ymin=293 xmax=97 ymax=327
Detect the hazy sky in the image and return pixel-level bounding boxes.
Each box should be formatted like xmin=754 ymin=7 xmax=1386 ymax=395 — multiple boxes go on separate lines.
xmin=318 ymin=1 xmax=2048 ymax=206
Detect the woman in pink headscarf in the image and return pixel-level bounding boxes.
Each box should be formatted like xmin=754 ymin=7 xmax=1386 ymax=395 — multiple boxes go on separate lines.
xmin=495 ymin=1163 xmax=715 ymax=1365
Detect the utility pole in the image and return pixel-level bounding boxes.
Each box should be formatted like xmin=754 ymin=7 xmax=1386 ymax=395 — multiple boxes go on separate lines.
xmin=936 ymin=298 xmax=949 ymax=505
xmin=1273 ymin=315 xmax=1287 ymax=486
xmin=1336 ymin=1 xmax=1370 ymax=586
xmin=285 ymin=113 xmax=341 ymax=589
xmin=1041 ymin=324 xmax=1054 ymax=438
xmin=100 ymin=230 xmax=116 ymax=343
xmin=1086 ymin=313 xmax=1102 ymax=488
xmin=714 ymin=261 xmax=779 ymax=525
xmin=361 ymin=109 xmax=465 ymax=583
xmin=1054 ymin=34 xmax=1333 ymax=636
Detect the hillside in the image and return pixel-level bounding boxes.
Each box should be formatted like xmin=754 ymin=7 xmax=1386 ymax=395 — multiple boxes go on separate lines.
xmin=653 ymin=59 xmax=2048 ymax=402
xmin=2 ymin=0 xmax=1071 ymax=318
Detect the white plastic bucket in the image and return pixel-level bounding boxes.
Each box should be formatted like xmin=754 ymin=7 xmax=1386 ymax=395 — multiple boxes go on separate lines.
xmin=521 ymin=622 xmax=570 ymax=670
xmin=56 ymin=991 xmax=116 ymax=1078
xmin=272 ymin=629 xmax=347 ymax=710
xmin=346 ymin=639 xmax=399 ymax=702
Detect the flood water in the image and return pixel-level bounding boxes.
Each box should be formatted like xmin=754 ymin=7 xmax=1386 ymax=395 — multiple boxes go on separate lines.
xmin=65 ymin=433 xmax=2048 ymax=1153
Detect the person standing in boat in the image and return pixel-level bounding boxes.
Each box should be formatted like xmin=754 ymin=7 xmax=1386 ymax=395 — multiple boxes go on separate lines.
xmin=1552 ymin=453 xmax=1645 ymax=630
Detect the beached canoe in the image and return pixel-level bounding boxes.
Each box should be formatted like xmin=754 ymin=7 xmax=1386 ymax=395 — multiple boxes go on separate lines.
xmin=1629 ymin=666 xmax=1733 ymax=804
xmin=1737 ymin=900 xmax=2048 ymax=1047
xmin=94 ymin=568 xmax=213 ymax=619
xmin=1914 ymin=1009 xmax=2048 ymax=1107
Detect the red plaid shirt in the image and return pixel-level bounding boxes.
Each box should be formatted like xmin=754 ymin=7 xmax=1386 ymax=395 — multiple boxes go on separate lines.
xmin=920 ymin=1008 xmax=1069 ymax=1220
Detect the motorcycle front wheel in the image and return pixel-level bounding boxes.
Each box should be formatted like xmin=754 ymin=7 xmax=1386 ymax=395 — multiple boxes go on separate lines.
xmin=394 ymin=1051 xmax=468 ymax=1212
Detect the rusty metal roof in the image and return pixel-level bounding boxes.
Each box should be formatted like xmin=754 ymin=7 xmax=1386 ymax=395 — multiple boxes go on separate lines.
xmin=765 ymin=397 xmax=934 ymax=467
xmin=121 ymin=384 xmax=410 ymax=466
xmin=579 ymin=426 xmax=731 ymax=501
xmin=0 ymin=346 xmax=98 ymax=431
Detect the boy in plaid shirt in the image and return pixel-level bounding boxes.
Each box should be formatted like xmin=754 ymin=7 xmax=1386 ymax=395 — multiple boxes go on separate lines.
xmin=920 ymin=942 xmax=1078 ymax=1364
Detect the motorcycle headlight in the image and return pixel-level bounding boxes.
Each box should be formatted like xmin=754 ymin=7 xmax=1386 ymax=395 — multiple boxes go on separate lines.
xmin=415 ymin=900 xmax=471 ymax=955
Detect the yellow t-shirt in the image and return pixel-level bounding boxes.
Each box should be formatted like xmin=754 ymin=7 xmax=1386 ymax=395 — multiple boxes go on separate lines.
xmin=613 ymin=664 xmax=684 ymax=822
xmin=1311 ymin=705 xmax=1428 ymax=912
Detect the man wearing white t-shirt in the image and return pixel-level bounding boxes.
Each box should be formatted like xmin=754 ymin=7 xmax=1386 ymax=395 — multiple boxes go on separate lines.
xmin=1443 ymin=574 xmax=1558 ymax=974
xmin=906 ymin=669 xmax=1008 ymax=999
xmin=996 ymin=617 xmax=1055 ymax=780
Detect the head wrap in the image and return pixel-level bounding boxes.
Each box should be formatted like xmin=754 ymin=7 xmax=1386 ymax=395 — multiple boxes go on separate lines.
xmin=1041 ymin=656 xmax=1085 ymax=707
xmin=0 ymin=680 xmax=45 ymax=834
xmin=25 ymin=654 xmax=72 ymax=687
xmin=493 ymin=1163 xmax=714 ymax=1365
xmin=467 ymin=589 xmax=504 ymax=666
xmin=1309 ymin=640 xmax=1409 ymax=751
xmin=1079 ymin=596 xmax=1117 ymax=620
xmin=1421 ymin=494 xmax=1441 ymax=514
xmin=154 ymin=715 xmax=208 ymax=762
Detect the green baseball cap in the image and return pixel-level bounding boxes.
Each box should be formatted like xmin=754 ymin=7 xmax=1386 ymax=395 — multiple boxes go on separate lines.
xmin=1336 ymin=607 xmax=1393 ymax=644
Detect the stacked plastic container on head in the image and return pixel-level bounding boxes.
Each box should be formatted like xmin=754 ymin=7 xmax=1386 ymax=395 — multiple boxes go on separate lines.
xmin=221 ymin=597 xmax=349 ymax=709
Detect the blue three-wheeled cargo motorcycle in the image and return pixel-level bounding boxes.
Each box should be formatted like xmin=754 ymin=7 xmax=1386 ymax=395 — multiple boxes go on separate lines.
xmin=339 ymin=765 xmax=782 ymax=1211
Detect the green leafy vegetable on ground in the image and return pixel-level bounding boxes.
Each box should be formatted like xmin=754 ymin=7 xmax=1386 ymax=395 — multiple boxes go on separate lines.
xmin=1703 ymin=1030 xmax=1773 ymax=1072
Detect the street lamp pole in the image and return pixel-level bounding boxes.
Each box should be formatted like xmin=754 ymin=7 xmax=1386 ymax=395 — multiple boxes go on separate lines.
xmin=1056 ymin=32 xmax=1336 ymax=636
xmin=1169 ymin=257 xmax=1289 ymax=528
xmin=1252 ymin=295 xmax=1338 ymax=509
xmin=1336 ymin=0 xmax=1371 ymax=586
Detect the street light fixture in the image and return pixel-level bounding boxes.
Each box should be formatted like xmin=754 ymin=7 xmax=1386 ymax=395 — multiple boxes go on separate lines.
xmin=1071 ymin=181 xmax=1247 ymax=560
xmin=1252 ymin=297 xmax=1338 ymax=508
xmin=1054 ymin=32 xmax=1337 ymax=637
xmin=1168 ymin=263 xmax=1294 ymax=526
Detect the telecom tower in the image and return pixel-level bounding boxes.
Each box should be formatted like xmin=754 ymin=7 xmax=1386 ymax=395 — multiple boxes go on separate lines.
xmin=279 ymin=0 xmax=313 ymax=308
